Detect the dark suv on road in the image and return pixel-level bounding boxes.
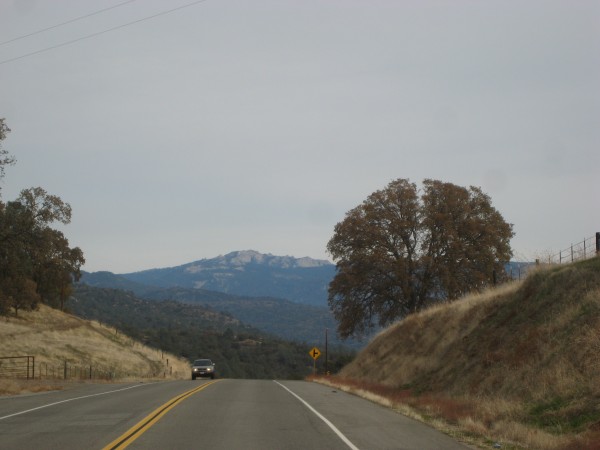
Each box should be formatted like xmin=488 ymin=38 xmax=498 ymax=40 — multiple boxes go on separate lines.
xmin=191 ymin=359 xmax=216 ymax=380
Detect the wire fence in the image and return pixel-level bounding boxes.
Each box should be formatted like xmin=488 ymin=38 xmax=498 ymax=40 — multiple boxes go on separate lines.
xmin=0 ymin=356 xmax=35 ymax=380
xmin=546 ymin=234 xmax=599 ymax=265
xmin=0 ymin=355 xmax=174 ymax=381
xmin=507 ymin=232 xmax=599 ymax=280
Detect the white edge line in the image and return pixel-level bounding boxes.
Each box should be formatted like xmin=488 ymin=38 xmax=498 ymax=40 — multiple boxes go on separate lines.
xmin=0 ymin=383 xmax=148 ymax=421
xmin=273 ymin=380 xmax=360 ymax=450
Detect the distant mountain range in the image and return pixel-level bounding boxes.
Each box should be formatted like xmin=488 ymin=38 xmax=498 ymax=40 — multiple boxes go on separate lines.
xmin=76 ymin=251 xmax=368 ymax=348
xmin=119 ymin=250 xmax=336 ymax=307
xmin=77 ymin=251 xmax=528 ymax=349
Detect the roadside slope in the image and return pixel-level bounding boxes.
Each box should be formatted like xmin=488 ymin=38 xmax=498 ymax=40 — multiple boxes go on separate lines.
xmin=333 ymin=257 xmax=600 ymax=449
xmin=1 ymin=304 xmax=190 ymax=392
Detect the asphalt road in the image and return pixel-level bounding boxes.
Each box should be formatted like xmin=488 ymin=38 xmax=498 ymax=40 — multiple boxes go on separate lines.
xmin=0 ymin=379 xmax=471 ymax=450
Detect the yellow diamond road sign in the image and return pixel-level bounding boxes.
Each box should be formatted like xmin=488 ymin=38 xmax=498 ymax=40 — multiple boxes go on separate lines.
xmin=309 ymin=347 xmax=321 ymax=360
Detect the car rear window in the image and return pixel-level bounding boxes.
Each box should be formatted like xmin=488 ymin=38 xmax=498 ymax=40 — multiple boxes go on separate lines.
xmin=194 ymin=359 xmax=212 ymax=366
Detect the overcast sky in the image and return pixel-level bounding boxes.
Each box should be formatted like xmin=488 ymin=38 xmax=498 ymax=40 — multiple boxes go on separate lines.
xmin=1 ymin=0 xmax=598 ymax=273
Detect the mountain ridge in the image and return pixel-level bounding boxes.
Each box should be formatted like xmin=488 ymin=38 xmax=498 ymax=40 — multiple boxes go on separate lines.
xmin=183 ymin=250 xmax=333 ymax=269
xmin=119 ymin=250 xmax=336 ymax=307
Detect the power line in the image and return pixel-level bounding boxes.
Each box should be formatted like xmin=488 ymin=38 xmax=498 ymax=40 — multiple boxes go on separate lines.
xmin=0 ymin=0 xmax=137 ymax=46
xmin=0 ymin=0 xmax=209 ymax=66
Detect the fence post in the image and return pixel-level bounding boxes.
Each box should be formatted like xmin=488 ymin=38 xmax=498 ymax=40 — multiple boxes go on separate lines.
xmin=596 ymin=232 xmax=600 ymax=255
xmin=64 ymin=361 xmax=67 ymax=380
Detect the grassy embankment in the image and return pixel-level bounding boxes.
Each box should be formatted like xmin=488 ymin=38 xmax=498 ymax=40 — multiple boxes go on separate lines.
xmin=315 ymin=256 xmax=600 ymax=450
xmin=0 ymin=304 xmax=190 ymax=395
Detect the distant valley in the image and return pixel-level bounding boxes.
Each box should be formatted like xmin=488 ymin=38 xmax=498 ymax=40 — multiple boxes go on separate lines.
xmin=76 ymin=251 xmax=365 ymax=349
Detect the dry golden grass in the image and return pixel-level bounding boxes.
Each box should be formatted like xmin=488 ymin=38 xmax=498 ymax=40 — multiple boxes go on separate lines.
xmin=316 ymin=257 xmax=600 ymax=450
xmin=0 ymin=304 xmax=190 ymax=394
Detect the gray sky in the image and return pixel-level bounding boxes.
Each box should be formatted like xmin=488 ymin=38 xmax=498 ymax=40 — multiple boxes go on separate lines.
xmin=1 ymin=0 xmax=599 ymax=273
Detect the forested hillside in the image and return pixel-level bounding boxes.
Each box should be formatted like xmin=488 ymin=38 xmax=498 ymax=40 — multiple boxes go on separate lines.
xmin=79 ymin=271 xmax=366 ymax=348
xmin=70 ymin=285 xmax=355 ymax=379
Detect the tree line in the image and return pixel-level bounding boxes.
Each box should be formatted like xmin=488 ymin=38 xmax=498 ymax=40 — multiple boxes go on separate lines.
xmin=0 ymin=118 xmax=84 ymax=316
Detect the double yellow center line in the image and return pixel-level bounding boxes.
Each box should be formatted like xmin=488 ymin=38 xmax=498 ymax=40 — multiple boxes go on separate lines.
xmin=103 ymin=380 xmax=221 ymax=450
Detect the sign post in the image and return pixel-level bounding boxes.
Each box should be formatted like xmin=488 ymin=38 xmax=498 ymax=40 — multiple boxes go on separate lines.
xmin=309 ymin=347 xmax=321 ymax=375
xmin=325 ymin=328 xmax=328 ymax=375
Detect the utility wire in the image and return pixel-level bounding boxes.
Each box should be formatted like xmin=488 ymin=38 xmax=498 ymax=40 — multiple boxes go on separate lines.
xmin=0 ymin=0 xmax=209 ymax=66
xmin=0 ymin=0 xmax=137 ymax=46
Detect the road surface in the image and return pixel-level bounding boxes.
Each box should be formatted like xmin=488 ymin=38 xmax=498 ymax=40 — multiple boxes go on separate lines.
xmin=0 ymin=379 xmax=471 ymax=449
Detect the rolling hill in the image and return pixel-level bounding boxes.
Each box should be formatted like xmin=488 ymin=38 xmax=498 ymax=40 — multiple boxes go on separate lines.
xmin=325 ymin=257 xmax=600 ymax=449
xmin=0 ymin=303 xmax=190 ymax=394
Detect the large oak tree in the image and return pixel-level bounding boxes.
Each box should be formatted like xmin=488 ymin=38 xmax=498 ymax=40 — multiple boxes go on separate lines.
xmin=327 ymin=178 xmax=514 ymax=338
xmin=0 ymin=118 xmax=15 ymax=183
xmin=0 ymin=119 xmax=84 ymax=315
